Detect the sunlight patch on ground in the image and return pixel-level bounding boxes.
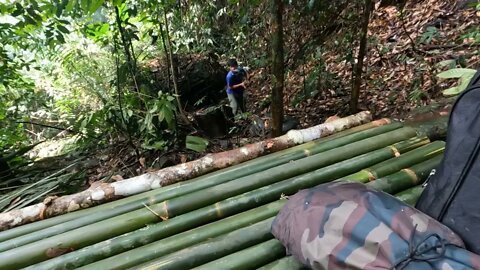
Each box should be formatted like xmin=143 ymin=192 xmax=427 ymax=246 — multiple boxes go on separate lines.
xmin=28 ymin=135 xmax=81 ymax=160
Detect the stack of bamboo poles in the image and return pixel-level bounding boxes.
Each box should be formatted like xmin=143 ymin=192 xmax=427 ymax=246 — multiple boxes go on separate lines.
xmin=0 ymin=119 xmax=445 ymax=270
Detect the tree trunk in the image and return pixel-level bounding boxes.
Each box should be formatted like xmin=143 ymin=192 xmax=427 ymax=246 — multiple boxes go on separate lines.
xmin=162 ymin=5 xmax=189 ymax=123
xmin=350 ymin=0 xmax=373 ymax=114
xmin=0 ymin=112 xmax=372 ymax=231
xmin=114 ymin=6 xmax=139 ymax=93
xmin=270 ymin=0 xmax=285 ymax=137
xmin=158 ymin=22 xmax=171 ymax=91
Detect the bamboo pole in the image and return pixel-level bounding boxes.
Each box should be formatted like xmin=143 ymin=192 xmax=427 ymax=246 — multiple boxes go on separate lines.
xmin=191 ymin=239 xmax=286 ymax=270
xmin=134 ymin=218 xmax=275 ymax=270
xmin=257 ymin=257 xmax=306 ymax=270
xmin=77 ymin=204 xmax=283 ymax=270
xmin=340 ymin=140 xmax=444 ymax=183
xmin=27 ymin=136 xmax=425 ymax=270
xmin=366 ymin=155 xmax=442 ymax=194
xmin=137 ymin=155 xmax=443 ymax=270
xmin=0 ymin=120 xmax=395 ymax=244
xmin=395 ymin=185 xmax=424 ymax=206
xmin=0 ymin=112 xmax=372 ymax=230
xmin=0 ymin=125 xmax=406 ymax=253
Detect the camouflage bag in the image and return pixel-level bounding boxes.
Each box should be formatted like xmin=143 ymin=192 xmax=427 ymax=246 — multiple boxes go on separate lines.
xmin=271 ymin=182 xmax=480 ymax=269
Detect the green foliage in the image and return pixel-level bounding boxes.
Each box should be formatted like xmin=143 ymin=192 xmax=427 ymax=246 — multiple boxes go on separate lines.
xmin=408 ymin=79 xmax=425 ymax=104
xmin=0 ymin=0 xmax=105 ymax=154
xmin=437 ymin=68 xmax=477 ymax=96
xmin=461 ymin=26 xmax=480 ymax=44
xmin=0 ymin=0 xmax=189 ymax=156
xmin=185 ymin=135 xmax=209 ymax=152
xmin=419 ymin=26 xmax=439 ymax=45
xmin=0 ymin=0 xmax=280 ymax=159
xmin=291 ymin=67 xmax=320 ymax=108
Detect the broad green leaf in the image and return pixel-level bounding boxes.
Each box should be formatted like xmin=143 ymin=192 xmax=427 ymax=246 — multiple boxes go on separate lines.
xmin=12 ymin=3 xmax=23 ymax=16
xmin=23 ymin=15 xmax=36 ymax=25
xmin=149 ymin=103 xmax=158 ymax=113
xmin=80 ymin=0 xmax=90 ymax=13
xmin=26 ymin=6 xmax=42 ymax=22
xmin=186 ymin=135 xmax=208 ymax=153
xmin=89 ymin=0 xmax=104 ymax=14
xmin=56 ymin=31 xmax=66 ymax=43
xmin=57 ymin=24 xmax=69 ymax=34
xmin=437 ymin=68 xmax=476 ymax=79
xmin=436 ymin=59 xmax=456 ymax=69
xmin=65 ymin=0 xmax=75 ymax=13
xmin=459 ymin=74 xmax=475 ymax=90
xmin=442 ymin=73 xmax=476 ymax=96
xmin=442 ymin=86 xmax=460 ymax=96
xmin=163 ymin=108 xmax=174 ymax=127
xmin=112 ymin=0 xmax=123 ymax=7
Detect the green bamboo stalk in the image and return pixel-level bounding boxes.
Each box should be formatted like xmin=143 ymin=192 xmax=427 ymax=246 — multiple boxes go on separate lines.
xmin=0 ymin=125 xmax=408 ymax=255
xmin=395 ymin=185 xmax=424 ymax=206
xmin=137 ymin=176 xmax=432 ymax=270
xmin=23 ymin=136 xmax=421 ymax=270
xmin=340 ymin=141 xmax=444 ymax=183
xmin=257 ymin=256 xmax=306 ymax=270
xmin=77 ymin=204 xmax=283 ymax=270
xmin=133 ymin=218 xmax=275 ymax=270
xmin=191 ymin=239 xmax=286 ymax=270
xmin=0 ymin=121 xmax=397 ymax=244
xmin=366 ymin=155 xmax=443 ymax=194
xmin=175 ymin=178 xmax=433 ymax=270
xmin=81 ymin=139 xmax=428 ymax=270
xmin=140 ymin=174 xmax=436 ymax=269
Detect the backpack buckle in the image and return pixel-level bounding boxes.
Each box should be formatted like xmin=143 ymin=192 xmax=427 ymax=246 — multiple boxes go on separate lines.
xmin=422 ymin=169 xmax=436 ymax=187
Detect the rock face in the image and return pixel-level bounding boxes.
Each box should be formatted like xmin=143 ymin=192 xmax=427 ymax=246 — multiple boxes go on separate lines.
xmin=178 ymin=57 xmax=227 ymax=108
xmin=147 ymin=54 xmax=227 ymax=109
xmin=194 ymin=105 xmax=233 ymax=138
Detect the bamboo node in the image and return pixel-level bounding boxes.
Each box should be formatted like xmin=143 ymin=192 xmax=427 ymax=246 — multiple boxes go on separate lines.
xmin=280 ymin=193 xmax=289 ymax=200
xmin=389 ymin=145 xmax=401 ymax=157
xmin=142 ymin=203 xmax=168 ymax=221
xmin=401 ymin=168 xmax=419 ymax=184
xmin=362 ymin=169 xmax=376 ymax=181
xmin=214 ymin=202 xmax=223 ymax=217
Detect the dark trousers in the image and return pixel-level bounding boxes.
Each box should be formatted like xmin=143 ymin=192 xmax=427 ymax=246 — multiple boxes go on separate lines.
xmin=232 ymin=90 xmax=245 ymax=113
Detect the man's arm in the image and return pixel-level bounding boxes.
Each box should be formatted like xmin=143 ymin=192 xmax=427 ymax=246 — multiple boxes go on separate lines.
xmin=227 ymin=75 xmax=245 ymax=89
xmin=230 ymin=82 xmax=245 ymax=89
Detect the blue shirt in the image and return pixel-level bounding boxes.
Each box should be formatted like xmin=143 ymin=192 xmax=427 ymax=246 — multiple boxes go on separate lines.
xmin=226 ymin=67 xmax=246 ymax=94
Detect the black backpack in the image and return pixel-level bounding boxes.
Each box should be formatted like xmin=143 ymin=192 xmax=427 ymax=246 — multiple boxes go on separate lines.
xmin=416 ymin=69 xmax=480 ymax=254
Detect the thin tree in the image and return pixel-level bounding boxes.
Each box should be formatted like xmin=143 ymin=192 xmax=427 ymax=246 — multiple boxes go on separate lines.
xmin=270 ymin=0 xmax=284 ymax=137
xmin=350 ymin=0 xmax=373 ymax=113
xmin=158 ymin=22 xmax=171 ymax=90
xmin=161 ymin=4 xmax=189 ymax=123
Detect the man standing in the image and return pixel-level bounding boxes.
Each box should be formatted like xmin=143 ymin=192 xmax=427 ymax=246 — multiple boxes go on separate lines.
xmin=226 ymin=59 xmax=248 ymax=115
